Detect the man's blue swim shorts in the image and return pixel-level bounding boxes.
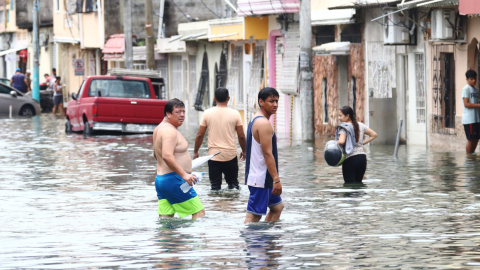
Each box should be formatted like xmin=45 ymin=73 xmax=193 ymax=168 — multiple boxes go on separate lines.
xmin=247 ymin=186 xmax=282 ymax=216
xmin=155 ymin=172 xmax=204 ymax=218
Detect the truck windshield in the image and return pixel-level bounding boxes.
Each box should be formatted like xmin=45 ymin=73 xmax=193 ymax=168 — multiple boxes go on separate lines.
xmin=88 ymin=79 xmax=150 ymax=98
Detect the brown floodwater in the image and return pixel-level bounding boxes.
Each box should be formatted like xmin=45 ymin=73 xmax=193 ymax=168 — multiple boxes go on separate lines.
xmin=1 ymin=115 xmax=480 ymax=269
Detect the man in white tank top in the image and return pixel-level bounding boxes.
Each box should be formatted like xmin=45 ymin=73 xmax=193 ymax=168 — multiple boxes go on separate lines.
xmin=244 ymin=88 xmax=284 ymax=223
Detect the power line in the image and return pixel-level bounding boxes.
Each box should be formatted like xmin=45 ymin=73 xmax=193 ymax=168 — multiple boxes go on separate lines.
xmin=200 ymin=0 xmax=221 ymax=18
xmin=170 ymin=0 xmax=188 ymax=18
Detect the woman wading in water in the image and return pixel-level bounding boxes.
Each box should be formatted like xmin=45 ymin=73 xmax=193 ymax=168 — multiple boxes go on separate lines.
xmin=336 ymin=106 xmax=377 ymax=184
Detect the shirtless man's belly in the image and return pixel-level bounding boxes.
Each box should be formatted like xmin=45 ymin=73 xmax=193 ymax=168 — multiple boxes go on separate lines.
xmin=154 ymin=122 xmax=192 ymax=175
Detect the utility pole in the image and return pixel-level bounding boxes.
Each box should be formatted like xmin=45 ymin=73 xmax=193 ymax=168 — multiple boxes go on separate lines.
xmin=157 ymin=0 xmax=165 ymax=39
xmin=32 ymin=0 xmax=40 ymax=102
xmin=299 ymin=0 xmax=314 ymax=141
xmin=124 ymin=0 xmax=133 ymax=69
xmin=145 ymin=0 xmax=155 ymax=70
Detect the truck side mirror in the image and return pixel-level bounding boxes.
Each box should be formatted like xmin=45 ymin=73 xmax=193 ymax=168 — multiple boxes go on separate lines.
xmin=10 ymin=91 xmax=17 ymax=98
xmin=71 ymin=92 xmax=77 ymax=100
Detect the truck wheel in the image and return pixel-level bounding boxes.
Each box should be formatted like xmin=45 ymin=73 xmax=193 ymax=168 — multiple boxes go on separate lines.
xmin=65 ymin=120 xmax=73 ymax=134
xmin=83 ymin=121 xmax=94 ymax=137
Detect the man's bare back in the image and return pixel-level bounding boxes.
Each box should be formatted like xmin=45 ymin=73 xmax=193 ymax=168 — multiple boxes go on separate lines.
xmin=153 ymin=122 xmax=192 ymax=175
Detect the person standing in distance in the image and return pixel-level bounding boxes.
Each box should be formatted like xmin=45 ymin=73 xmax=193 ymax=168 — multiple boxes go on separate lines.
xmin=193 ymin=87 xmax=247 ymax=190
xmin=153 ymin=99 xmax=205 ymax=219
xmin=461 ymin=70 xmax=480 ymax=154
xmin=10 ymin=68 xmax=27 ymax=93
xmin=336 ymin=106 xmax=377 ymax=184
xmin=25 ymin=70 xmax=32 ymax=92
xmin=52 ymin=76 xmax=64 ymax=116
xmin=244 ymin=87 xmax=284 ymax=223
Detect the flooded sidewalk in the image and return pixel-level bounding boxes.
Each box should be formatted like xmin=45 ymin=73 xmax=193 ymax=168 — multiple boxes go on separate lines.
xmin=1 ymin=115 xmax=480 ymax=269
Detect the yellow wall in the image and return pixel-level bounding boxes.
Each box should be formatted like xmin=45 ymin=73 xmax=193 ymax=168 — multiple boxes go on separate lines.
xmin=53 ymin=0 xmax=81 ymax=40
xmin=39 ymin=46 xmax=52 ymax=76
xmin=5 ymin=0 xmax=17 ymax=32
xmin=210 ymin=24 xmax=243 ymax=41
xmin=0 ymin=6 xmax=5 ymax=33
xmin=82 ymin=13 xmax=101 ymax=48
xmin=54 ymin=0 xmax=103 ymax=47
xmin=244 ymin=17 xmax=268 ymax=40
xmin=58 ymin=43 xmax=99 ymax=100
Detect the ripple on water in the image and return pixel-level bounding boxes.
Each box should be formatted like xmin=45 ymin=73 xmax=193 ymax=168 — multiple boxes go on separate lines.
xmin=1 ymin=116 xmax=480 ymax=268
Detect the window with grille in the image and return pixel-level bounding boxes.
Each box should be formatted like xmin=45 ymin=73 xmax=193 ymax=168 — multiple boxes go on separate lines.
xmin=341 ymin=24 xmax=362 ymax=44
xmin=415 ymin=54 xmax=426 ymax=124
xmin=323 ymin=78 xmax=328 ymax=123
xmin=314 ymin=26 xmax=335 ymax=46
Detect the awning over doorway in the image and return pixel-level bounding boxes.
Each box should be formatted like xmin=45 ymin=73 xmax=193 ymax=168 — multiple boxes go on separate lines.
xmin=459 ymin=0 xmax=480 ymax=15
xmin=208 ymin=17 xmax=268 ymax=42
xmin=104 ymin=46 xmax=165 ymax=61
xmin=0 ymin=46 xmax=28 ymax=57
xmin=329 ymin=0 xmax=399 ymax=10
xmin=311 ymin=9 xmax=356 ymax=25
xmin=313 ymin=42 xmax=351 ymax=55
xmin=237 ymin=0 xmax=300 ymax=16
xmin=397 ymin=0 xmax=458 ymax=9
xmin=102 ymin=34 xmax=125 ymax=55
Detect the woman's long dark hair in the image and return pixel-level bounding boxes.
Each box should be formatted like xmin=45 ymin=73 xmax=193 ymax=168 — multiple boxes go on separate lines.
xmin=340 ymin=106 xmax=360 ymax=142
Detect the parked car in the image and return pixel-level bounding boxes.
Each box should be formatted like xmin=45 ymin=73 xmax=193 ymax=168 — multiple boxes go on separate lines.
xmin=0 ymin=78 xmax=9 ymax=85
xmin=65 ymin=76 xmax=168 ymax=136
xmin=0 ymin=83 xmax=41 ymax=116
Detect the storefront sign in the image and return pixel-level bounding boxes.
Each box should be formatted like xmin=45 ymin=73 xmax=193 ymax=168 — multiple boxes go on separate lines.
xmin=19 ymin=49 xmax=28 ymax=63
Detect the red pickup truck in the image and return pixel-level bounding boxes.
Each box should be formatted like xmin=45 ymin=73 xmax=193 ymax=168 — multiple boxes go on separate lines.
xmin=65 ymin=76 xmax=167 ymax=136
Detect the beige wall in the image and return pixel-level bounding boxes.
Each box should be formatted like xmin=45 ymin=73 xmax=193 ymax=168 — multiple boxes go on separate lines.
xmin=53 ymin=0 xmax=104 ymax=47
xmin=5 ymin=0 xmax=17 ymax=32
xmin=53 ymin=0 xmax=80 ymax=40
xmin=427 ymin=16 xmax=480 ymax=149
xmin=0 ymin=6 xmax=5 ymax=33
xmin=82 ymin=13 xmax=102 ymax=48
xmin=452 ymin=17 xmax=480 ymax=119
xmin=58 ymin=43 xmax=100 ymax=101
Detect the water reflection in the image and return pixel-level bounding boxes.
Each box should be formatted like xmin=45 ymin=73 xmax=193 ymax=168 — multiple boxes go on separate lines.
xmin=242 ymin=223 xmax=282 ymax=269
xmin=2 ymin=115 xmax=480 ymax=269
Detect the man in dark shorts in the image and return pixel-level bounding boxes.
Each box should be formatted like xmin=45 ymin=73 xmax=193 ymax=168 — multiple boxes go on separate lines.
xmin=193 ymin=87 xmax=246 ymax=190
xmin=462 ymin=70 xmax=480 ymax=154
xmin=244 ymin=87 xmax=284 ymax=223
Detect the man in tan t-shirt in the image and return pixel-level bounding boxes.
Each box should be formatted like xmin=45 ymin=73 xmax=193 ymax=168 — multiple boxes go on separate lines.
xmin=193 ymin=87 xmax=247 ymax=190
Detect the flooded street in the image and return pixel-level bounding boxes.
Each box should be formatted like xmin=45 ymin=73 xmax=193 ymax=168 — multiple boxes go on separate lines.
xmin=2 ymin=115 xmax=480 ymax=269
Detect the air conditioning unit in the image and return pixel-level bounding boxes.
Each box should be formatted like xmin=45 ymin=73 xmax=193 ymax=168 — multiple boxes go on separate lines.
xmin=431 ymin=9 xmax=456 ymax=40
xmin=383 ymin=9 xmax=412 ymax=45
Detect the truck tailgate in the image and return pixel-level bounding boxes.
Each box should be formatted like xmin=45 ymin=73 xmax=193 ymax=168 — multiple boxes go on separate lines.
xmin=95 ymin=98 xmax=165 ymax=124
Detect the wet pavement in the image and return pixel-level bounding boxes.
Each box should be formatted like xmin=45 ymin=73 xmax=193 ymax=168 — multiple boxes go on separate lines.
xmin=2 ymin=115 xmax=480 ymax=269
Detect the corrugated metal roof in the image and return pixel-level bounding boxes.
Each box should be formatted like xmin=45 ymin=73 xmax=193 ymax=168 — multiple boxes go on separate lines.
xmin=237 ymin=0 xmax=300 ymax=16
xmin=102 ymin=34 xmax=125 ymax=54
xmin=399 ymin=0 xmax=458 ymax=9
xmin=329 ymin=0 xmax=400 ymax=10
xmin=460 ymin=0 xmax=480 ymax=15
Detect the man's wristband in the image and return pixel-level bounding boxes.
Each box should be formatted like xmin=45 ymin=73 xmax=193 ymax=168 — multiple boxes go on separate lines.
xmin=273 ymin=180 xmax=280 ymax=184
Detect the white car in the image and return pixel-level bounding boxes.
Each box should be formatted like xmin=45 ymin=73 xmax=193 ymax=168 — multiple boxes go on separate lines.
xmin=0 ymin=83 xmax=41 ymax=116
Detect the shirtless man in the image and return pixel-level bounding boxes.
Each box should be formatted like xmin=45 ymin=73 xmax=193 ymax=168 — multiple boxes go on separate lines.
xmin=153 ymin=98 xmax=205 ymax=219
xmin=244 ymin=88 xmax=284 ymax=223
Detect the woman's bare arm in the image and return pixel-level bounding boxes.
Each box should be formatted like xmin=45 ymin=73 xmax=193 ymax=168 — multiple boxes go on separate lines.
xmin=337 ymin=134 xmax=347 ymax=145
xmin=363 ymin=128 xmax=377 ymax=145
